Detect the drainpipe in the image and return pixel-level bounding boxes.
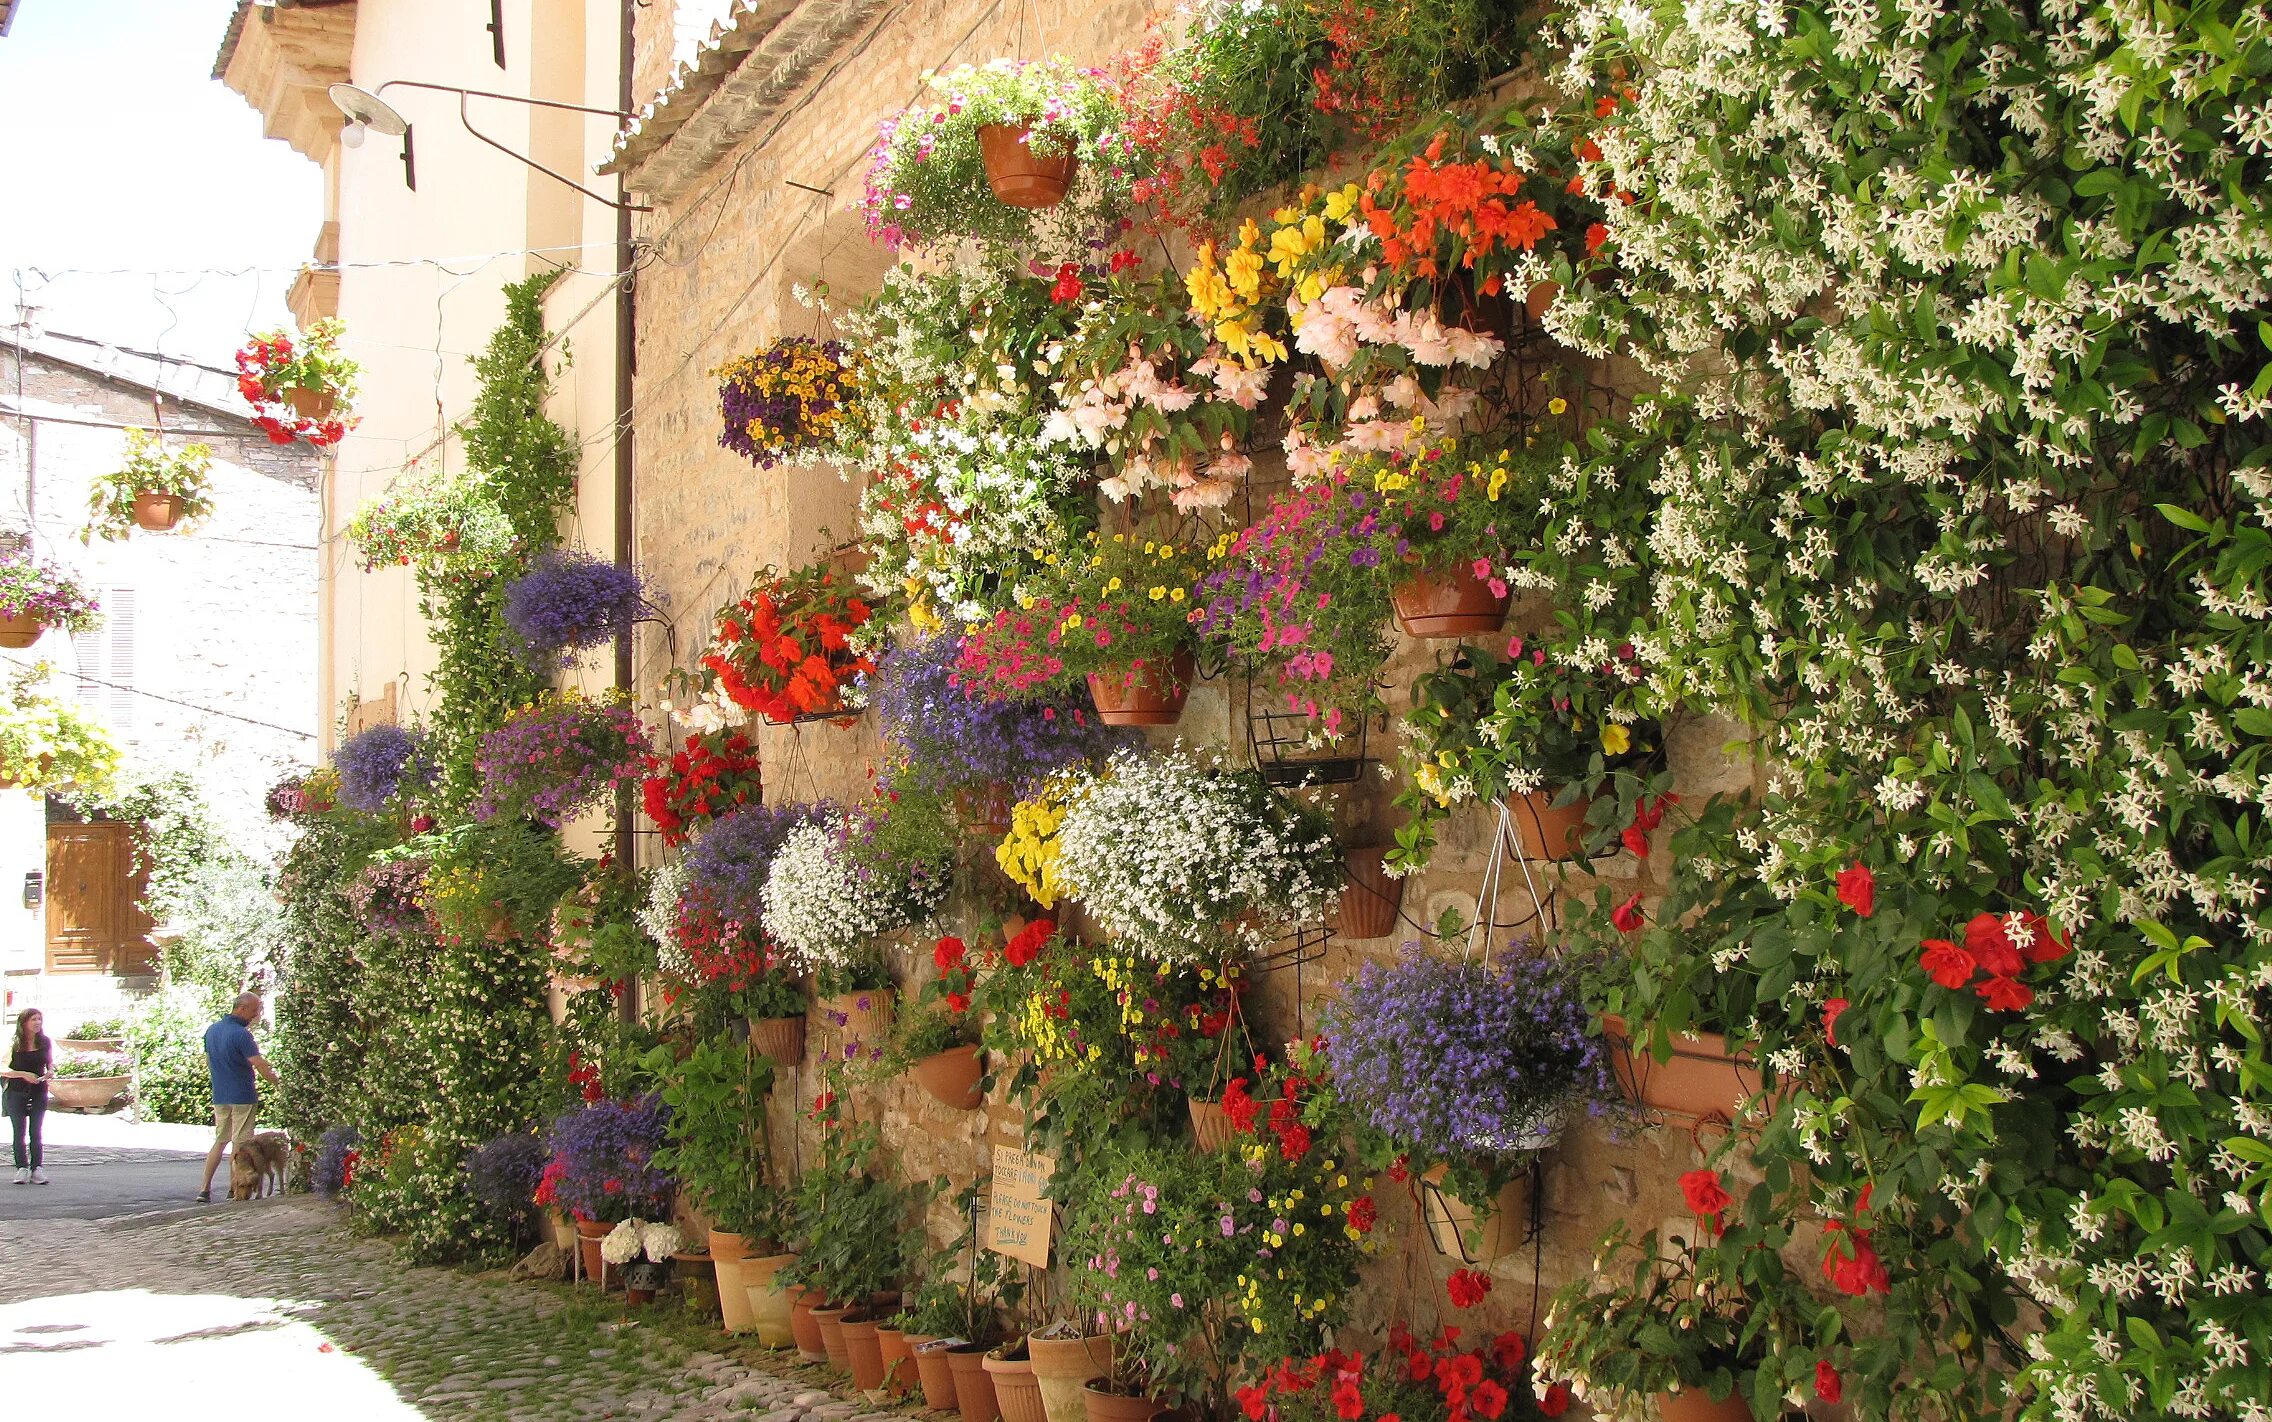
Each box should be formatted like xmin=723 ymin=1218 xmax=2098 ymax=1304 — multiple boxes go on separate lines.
xmin=612 ymin=0 xmax=638 ymax=1026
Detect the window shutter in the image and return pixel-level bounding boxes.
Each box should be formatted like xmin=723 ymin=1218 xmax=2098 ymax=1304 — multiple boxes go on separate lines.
xmin=71 ymin=586 xmax=135 ymax=738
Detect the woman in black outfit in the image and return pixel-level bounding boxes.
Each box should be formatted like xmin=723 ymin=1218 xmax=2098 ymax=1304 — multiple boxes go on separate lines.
xmin=4 ymin=1007 xmax=52 ymax=1185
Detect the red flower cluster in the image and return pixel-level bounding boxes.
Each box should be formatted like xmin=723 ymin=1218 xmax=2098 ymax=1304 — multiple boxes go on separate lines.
xmin=933 ymin=935 xmax=977 ymax=1014
xmin=1917 ymin=911 xmax=2066 ymax=1013
xmin=1358 ymin=133 xmax=1558 ymax=283
xmin=1445 ymin=1267 xmax=1493 ymax=1309
xmin=1240 ymin=1324 xmax=1542 ymax=1422
xmin=1002 ymin=916 xmax=1054 ymax=968
xmin=1678 ymin=1168 xmax=1732 ymax=1234
xmin=1821 ymin=1186 xmax=1890 ymax=1296
xmin=1835 ymin=861 xmax=1874 ymax=917
xmin=641 ymin=728 xmax=763 ymax=845
xmin=1050 ymin=262 xmax=1086 ymax=304
xmin=1619 ymin=794 xmax=1673 ymax=857
xmin=1814 ymin=1360 xmax=1843 ymax=1404
xmin=1610 ymin=893 xmax=1646 ymax=933
xmin=533 ymin=1157 xmax=564 ymax=1207
xmin=1219 ymin=1050 xmax=1325 ymax=1161
xmin=567 ymin=1050 xmax=604 ymax=1104
xmin=702 ymin=569 xmax=875 ymax=724
xmin=340 ymin=1148 xmax=362 ymax=1192
xmin=235 ymin=332 xmax=352 ymax=447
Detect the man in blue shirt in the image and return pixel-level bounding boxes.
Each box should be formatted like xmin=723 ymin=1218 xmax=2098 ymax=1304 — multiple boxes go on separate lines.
xmin=197 ymin=992 xmax=279 ymax=1204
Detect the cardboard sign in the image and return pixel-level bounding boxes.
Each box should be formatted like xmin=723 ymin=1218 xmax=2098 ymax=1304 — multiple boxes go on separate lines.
xmin=986 ymin=1145 xmax=1057 ymax=1268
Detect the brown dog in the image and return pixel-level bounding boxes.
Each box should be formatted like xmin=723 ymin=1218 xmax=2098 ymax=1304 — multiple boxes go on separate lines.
xmin=230 ymin=1131 xmax=291 ymax=1200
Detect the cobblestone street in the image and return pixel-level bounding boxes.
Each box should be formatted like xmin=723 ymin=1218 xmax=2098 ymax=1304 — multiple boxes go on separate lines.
xmin=0 ymin=1197 xmax=918 ymax=1422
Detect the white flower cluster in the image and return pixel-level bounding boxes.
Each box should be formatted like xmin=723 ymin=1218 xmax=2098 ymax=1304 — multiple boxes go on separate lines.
xmin=759 ymin=815 xmax=936 ymax=969
xmin=600 ymin=1217 xmax=681 ymax=1265
xmin=1053 ymin=747 xmax=1341 ymax=963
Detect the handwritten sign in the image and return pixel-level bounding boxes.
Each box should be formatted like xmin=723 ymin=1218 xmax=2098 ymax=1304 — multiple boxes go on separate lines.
xmin=986 ymin=1145 xmax=1057 ymax=1268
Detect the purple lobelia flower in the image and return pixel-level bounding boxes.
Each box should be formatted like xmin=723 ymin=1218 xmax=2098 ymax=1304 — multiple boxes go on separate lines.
xmin=502 ymin=549 xmax=648 ymax=667
xmin=545 ymin=1094 xmax=675 ymax=1224
xmin=875 ymin=632 xmax=1130 ymax=795
xmin=333 ymin=723 xmax=436 ymax=812
xmin=1321 ymin=944 xmax=1612 ymax=1159
xmin=682 ymin=799 xmax=836 ymax=929
xmin=466 ymin=1132 xmax=551 ymax=1234
xmin=312 ymin=1124 xmax=361 ymax=1196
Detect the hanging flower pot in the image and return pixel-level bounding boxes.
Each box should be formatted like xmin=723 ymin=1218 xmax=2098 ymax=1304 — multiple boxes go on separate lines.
xmin=911 ymin=1337 xmax=961 ymax=1412
xmin=1392 ymin=568 xmax=1510 ymax=637
xmin=1086 ymin=649 xmax=1197 ymax=727
xmin=1419 ymin=1164 xmax=1537 ymax=1264
xmin=912 ymin=1043 xmax=985 ymax=1110
xmin=1334 ymin=846 xmax=1403 ymax=939
xmin=978 ymin=122 xmax=1078 ymax=208
xmin=744 ymin=1252 xmax=797 ymax=1349
xmin=985 ymin=1345 xmax=1047 ymax=1422
xmin=1654 ymin=1389 xmax=1756 ymax=1422
xmin=844 ymin=1311 xmax=889 ymax=1391
xmin=948 ymin=1343 xmax=1004 ymax=1422
xmin=1525 ymin=280 xmax=1560 ymax=322
xmin=130 ymin=492 xmax=186 ymax=532
xmin=748 ymin=1014 xmax=807 ymax=1067
xmin=1506 ymin=788 xmax=1594 ymax=862
xmin=1187 ymin=1095 xmax=1238 ymax=1152
xmin=286 ymin=386 xmax=338 ymax=422
xmin=1029 ymin=1332 xmax=1114 ymax=1422
xmin=1601 ymin=1014 xmax=1759 ymax=1123
xmin=0 ymin=612 xmax=43 ymax=649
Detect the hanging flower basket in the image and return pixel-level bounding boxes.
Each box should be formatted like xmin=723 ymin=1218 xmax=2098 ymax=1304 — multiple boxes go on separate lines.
xmin=1392 ymin=567 xmax=1510 ymax=637
xmin=1653 ymin=1391 xmax=1756 ymax=1422
xmin=1506 ymin=788 xmax=1594 ymax=861
xmin=1334 ymin=845 xmax=1403 ymax=939
xmin=817 ymin=988 xmax=896 ymax=1061
xmin=236 ymin=319 xmax=358 ymax=447
xmin=978 ymin=122 xmax=1079 ymax=207
xmin=1419 ymin=1163 xmax=1537 ymax=1264
xmin=0 ymin=545 xmax=101 ymax=649
xmin=910 ymin=1043 xmax=984 ymax=1110
xmin=748 ymin=1014 xmax=807 ymax=1067
xmin=1086 ymin=649 xmax=1197 ymax=727
xmin=286 ymin=386 xmax=339 ymax=423
xmin=0 ymin=613 xmax=43 ymax=650
xmin=1601 ymin=1014 xmax=1759 ymax=1124
xmin=1187 ymin=1095 xmax=1238 ymax=1151
xmin=131 ymin=492 xmax=186 ymax=532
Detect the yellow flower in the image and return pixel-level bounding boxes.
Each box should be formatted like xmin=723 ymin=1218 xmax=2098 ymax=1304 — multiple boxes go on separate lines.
xmin=1548 ymin=396 xmax=1569 ymax=415
xmin=1601 ymin=723 xmax=1632 ymax=755
xmin=1169 ymin=587 xmax=1185 ymax=603
xmin=1148 ymin=587 xmax=1165 ymax=601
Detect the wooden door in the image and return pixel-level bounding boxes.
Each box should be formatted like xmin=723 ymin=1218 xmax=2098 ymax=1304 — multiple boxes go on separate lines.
xmin=45 ymin=823 xmax=153 ymax=975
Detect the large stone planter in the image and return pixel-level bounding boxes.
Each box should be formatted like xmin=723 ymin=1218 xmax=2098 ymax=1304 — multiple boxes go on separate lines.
xmin=744 ymin=1252 xmax=797 ymax=1349
xmin=49 ymin=1075 xmax=128 ymax=1111
xmin=1029 ymin=1332 xmax=1114 ymax=1422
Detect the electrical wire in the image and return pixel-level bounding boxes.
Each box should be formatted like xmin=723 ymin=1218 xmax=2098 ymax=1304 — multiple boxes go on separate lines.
xmin=43 ymin=668 xmax=316 ymax=740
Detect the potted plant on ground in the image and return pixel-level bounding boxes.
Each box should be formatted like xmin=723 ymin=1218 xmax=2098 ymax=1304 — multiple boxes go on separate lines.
xmin=1241 ymin=1321 xmax=1566 ymax=1422
xmin=473 ymin=689 xmax=653 ymax=827
xmin=48 ymin=1048 xmax=130 ymax=1110
xmin=861 ymin=58 xmax=1135 ymax=249
xmin=465 ymin=1132 xmax=549 ymax=1248
xmin=236 ymin=317 xmax=359 ymax=446
xmin=543 ymin=1094 xmax=675 ymax=1283
xmin=0 ymin=544 xmax=101 ymax=648
xmin=502 ymin=548 xmax=650 ymax=668
xmin=956 ymin=530 xmax=1212 ymax=727
xmin=645 ymin=1033 xmax=778 ymax=1333
xmin=602 ymin=1218 xmax=683 ymax=1304
xmin=84 ymin=428 xmax=214 ymax=539
xmin=1322 ymin=946 xmax=1615 ymax=1263
xmin=884 ymin=934 xmax=984 ymax=1109
xmin=716 ymin=335 xmax=861 ymax=468
xmin=1053 ymin=748 xmax=1343 ymax=963
xmin=777 ymin=1082 xmax=927 ymax=1383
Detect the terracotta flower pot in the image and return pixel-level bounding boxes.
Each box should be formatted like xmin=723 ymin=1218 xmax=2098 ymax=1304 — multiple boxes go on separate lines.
xmin=911 ymin=1336 xmax=961 ymax=1412
xmin=1187 ymin=1096 xmax=1238 ymax=1152
xmin=948 ymin=1343 xmax=1003 ymax=1422
xmin=749 ymin=1014 xmax=807 ymax=1066
xmin=709 ymin=1228 xmax=755 ymax=1333
xmin=1082 ymin=1382 xmax=1164 ymax=1422
xmin=1392 ymin=568 xmax=1510 ymax=637
xmin=818 ymin=989 xmax=896 ymax=1065
xmin=912 ymin=1043 xmax=985 ymax=1110
xmin=789 ymin=1287 xmax=829 ymax=1361
xmin=1654 ymin=1388 xmax=1756 ymax=1422
xmin=1334 ymin=845 xmax=1403 ymax=939
xmin=574 ymin=1217 xmax=610 ymax=1284
xmin=1525 ymin=280 xmax=1560 ymax=322
xmin=745 ymin=1252 xmax=797 ymax=1348
xmin=977 ymin=122 xmax=1078 ymax=208
xmin=1602 ymin=1014 xmax=1760 ymax=1123
xmin=956 ymin=781 xmax=1016 ymax=834
xmin=1419 ymin=1166 xmax=1535 ymax=1263
xmin=672 ymin=1251 xmax=718 ymax=1317
xmin=1506 ymin=788 xmax=1594 ymax=862
xmin=285 ymin=385 xmax=336 ymax=421
xmin=844 ymin=1312 xmax=889 ymax=1391
xmin=1029 ymin=1333 xmax=1115 ymax=1422
xmin=815 ymin=1303 xmax=856 ymax=1371
xmin=547 ymin=1210 xmax=578 ymax=1251
xmin=47 ymin=1075 xmax=128 ymax=1110
xmin=879 ymin=1326 xmax=917 ymax=1397
xmin=0 ymin=612 xmax=45 ymax=649
xmin=131 ymin=491 xmax=185 ymax=532
xmin=986 ymin=1347 xmax=1047 ymax=1422
xmin=1086 ymin=649 xmax=1196 ymax=727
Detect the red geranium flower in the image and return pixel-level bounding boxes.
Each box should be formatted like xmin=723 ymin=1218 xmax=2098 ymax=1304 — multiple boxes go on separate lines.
xmin=1814 ymin=1361 xmax=1843 ymax=1404
xmin=1346 ymin=1195 xmax=1377 ymax=1234
xmin=1835 ymin=861 xmax=1874 ymax=917
xmin=1964 ymin=912 xmax=2026 ymax=978
xmin=1822 ymin=996 xmax=1848 ymax=1047
xmin=934 ymin=935 xmax=967 ymax=971
xmin=1446 ymin=1269 xmax=1493 ymax=1309
xmin=1975 ymin=975 xmax=2034 ymax=1012
xmin=1610 ymin=893 xmax=1646 ymax=932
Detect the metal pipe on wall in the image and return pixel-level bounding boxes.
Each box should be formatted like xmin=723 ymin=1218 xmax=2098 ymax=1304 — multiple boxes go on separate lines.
xmin=612 ymin=0 xmax=638 ymax=1025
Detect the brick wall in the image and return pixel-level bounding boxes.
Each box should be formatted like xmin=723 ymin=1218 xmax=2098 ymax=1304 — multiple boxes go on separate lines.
xmin=621 ymin=0 xmax=1761 ymax=1350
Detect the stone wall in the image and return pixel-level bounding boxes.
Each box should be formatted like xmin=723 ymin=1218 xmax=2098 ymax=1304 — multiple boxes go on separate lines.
xmin=621 ymin=0 xmax=1759 ymax=1349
